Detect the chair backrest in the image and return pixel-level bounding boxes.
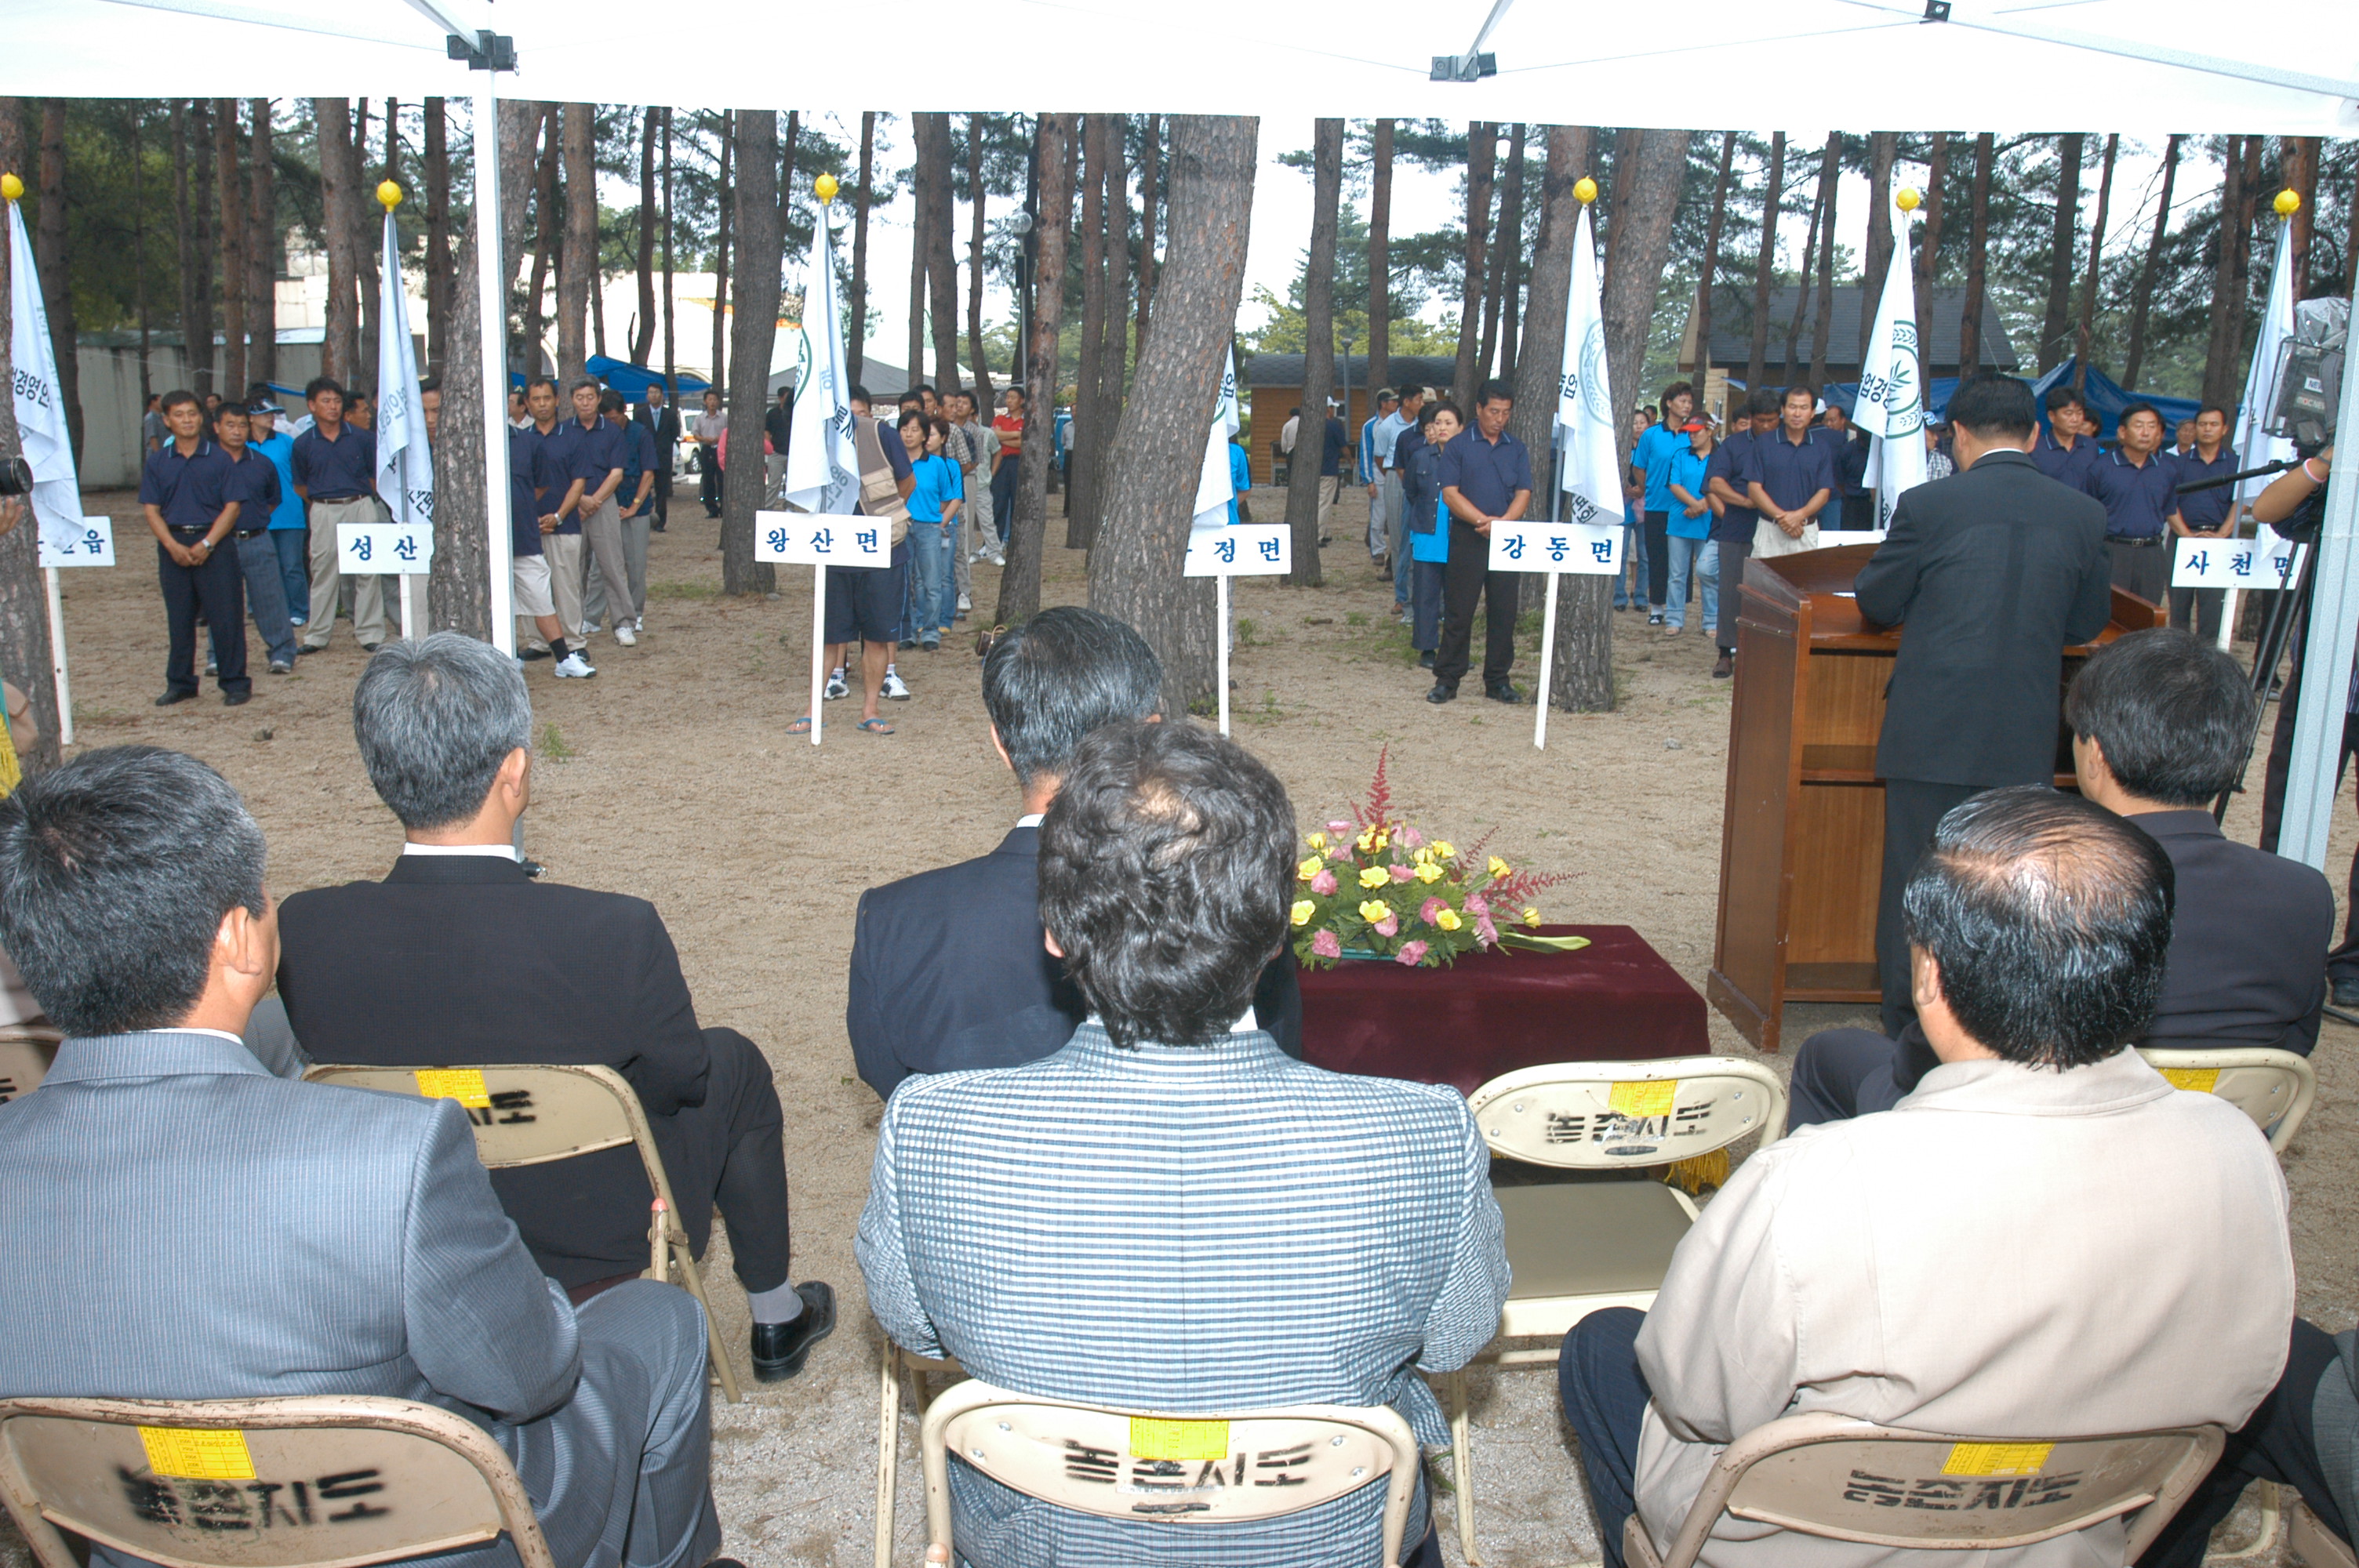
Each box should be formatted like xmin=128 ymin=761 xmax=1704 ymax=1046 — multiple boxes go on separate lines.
xmin=0 ymin=1395 xmax=555 ymax=1568
xmin=302 ymin=1063 xmax=671 ymax=1199
xmin=1467 ymin=1056 xmax=1788 ymax=1170
xmin=1645 ymin=1409 xmax=2223 ymax=1568
xmin=918 ymin=1378 xmax=1419 ymax=1567
xmin=2137 ymin=1047 xmax=2316 ymax=1153
xmin=0 ymin=1027 xmax=60 ymax=1105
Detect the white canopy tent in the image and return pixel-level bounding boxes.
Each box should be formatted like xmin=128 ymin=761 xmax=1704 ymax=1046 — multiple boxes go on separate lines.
xmin=4 ymin=0 xmax=2359 ymax=862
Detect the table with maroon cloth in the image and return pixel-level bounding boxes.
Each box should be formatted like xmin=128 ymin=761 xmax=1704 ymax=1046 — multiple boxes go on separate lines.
xmin=1296 ymin=924 xmax=1710 ymax=1096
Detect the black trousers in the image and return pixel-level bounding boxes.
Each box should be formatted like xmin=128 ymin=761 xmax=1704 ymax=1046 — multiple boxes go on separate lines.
xmin=1644 ymin=510 xmax=1671 ymax=606
xmin=991 ymin=457 xmax=1019 ymax=541
xmin=1559 ymin=1307 xmax=1653 ymax=1568
xmin=1786 ymin=1022 xmax=1937 ymax=1128
xmin=1434 ymin=520 xmax=1519 ymax=690
xmin=159 ymin=537 xmax=250 ymax=695
xmin=649 ymin=472 xmax=671 ymax=530
xmin=1715 ymin=534 xmax=1752 ymax=654
xmin=1878 ymin=780 xmax=1983 ymax=1035
xmin=2168 ymin=584 xmax=2225 ymax=641
xmin=2110 ymin=538 xmax=2170 ymax=603
xmin=697 ymin=448 xmax=722 ymax=514
xmin=2137 ymin=1319 xmax=2352 ymax=1567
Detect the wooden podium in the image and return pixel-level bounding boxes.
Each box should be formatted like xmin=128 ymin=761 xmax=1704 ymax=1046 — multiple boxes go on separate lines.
xmin=1708 ymin=541 xmax=2161 ymax=1051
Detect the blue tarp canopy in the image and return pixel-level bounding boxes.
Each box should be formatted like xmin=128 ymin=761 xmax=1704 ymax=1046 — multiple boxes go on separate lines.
xmin=504 ymin=358 xmax=711 ymax=395
xmin=2028 ymin=359 xmax=2201 ymax=439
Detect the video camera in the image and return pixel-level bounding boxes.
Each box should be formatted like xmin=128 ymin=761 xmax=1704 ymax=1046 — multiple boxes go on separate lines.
xmin=2266 ymin=297 xmax=2346 ymax=453
xmin=0 ymin=456 xmax=31 ymax=498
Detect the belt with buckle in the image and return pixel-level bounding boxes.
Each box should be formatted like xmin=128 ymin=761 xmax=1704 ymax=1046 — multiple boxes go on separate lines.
xmin=2107 ymin=534 xmax=2165 ymax=547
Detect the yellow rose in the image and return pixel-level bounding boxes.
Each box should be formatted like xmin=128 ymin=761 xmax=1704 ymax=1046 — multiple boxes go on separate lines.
xmin=1358 ymin=866 xmax=1390 ymax=889
xmin=1488 ymin=856 xmax=1512 ymax=880
xmin=1358 ymin=898 xmax=1392 ymax=923
xmin=1297 ymin=855 xmax=1325 ymax=883
xmin=1356 ymin=826 xmax=1379 ymax=852
xmin=1412 ymin=844 xmax=1435 ymax=865
xmin=1434 ymin=841 xmax=1456 ymax=860
xmin=1290 ymin=900 xmax=1316 ymax=927
xmin=1435 ymin=907 xmax=1463 ymax=931
xmin=1415 ymin=862 xmax=1444 ymax=884
xmin=1523 ymin=906 xmax=1543 ymax=928
xmin=1306 ymin=831 xmax=1327 ymax=851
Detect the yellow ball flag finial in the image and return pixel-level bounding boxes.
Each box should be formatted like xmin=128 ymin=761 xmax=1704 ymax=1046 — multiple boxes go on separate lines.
xmin=1573 ymin=176 xmax=1598 ymax=205
xmin=376 ymin=180 xmax=403 ymax=212
xmin=1896 ymin=186 xmax=1922 ymax=213
xmin=0 ymin=172 xmax=21 ymax=203
xmin=815 ymin=172 xmax=839 ymax=205
xmin=2274 ymin=187 xmax=2301 ymax=217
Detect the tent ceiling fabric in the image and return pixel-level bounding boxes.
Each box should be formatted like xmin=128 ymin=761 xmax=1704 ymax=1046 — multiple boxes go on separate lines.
xmin=3 ymin=0 xmax=2353 ymax=132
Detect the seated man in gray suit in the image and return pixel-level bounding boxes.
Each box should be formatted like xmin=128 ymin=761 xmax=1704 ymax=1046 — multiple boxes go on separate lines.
xmin=0 ymin=746 xmax=734 ymax=1568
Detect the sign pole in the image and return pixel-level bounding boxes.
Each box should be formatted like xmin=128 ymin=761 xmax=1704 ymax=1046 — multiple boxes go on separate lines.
xmin=1533 ymin=572 xmax=1559 ymax=750
xmin=400 ymin=574 xmax=416 ymax=640
xmin=809 ymin=564 xmax=827 ymax=746
xmin=1217 ymin=575 xmax=1232 ymax=738
xmin=44 ymin=564 xmax=71 ymax=746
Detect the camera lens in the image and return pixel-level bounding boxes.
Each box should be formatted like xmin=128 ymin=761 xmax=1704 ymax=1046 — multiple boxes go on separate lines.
xmin=0 ymin=457 xmax=32 ymax=499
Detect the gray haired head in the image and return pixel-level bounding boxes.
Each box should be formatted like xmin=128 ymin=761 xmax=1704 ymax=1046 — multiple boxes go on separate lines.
xmin=352 ymin=633 xmax=534 ymax=833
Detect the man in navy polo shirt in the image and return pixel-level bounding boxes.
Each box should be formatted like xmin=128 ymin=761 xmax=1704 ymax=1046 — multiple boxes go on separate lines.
xmin=290 ymin=376 xmax=385 ymax=654
xmin=551 ymin=378 xmax=635 ymax=648
xmin=526 ymin=378 xmax=592 ymax=650
xmin=213 ymin=405 xmax=297 ymax=676
xmin=2031 ymin=386 xmax=2099 ymax=491
xmin=1743 ymin=383 xmax=1837 ymax=557
xmin=2081 ymin=401 xmax=2183 ymax=605
xmin=2168 ymin=404 xmax=2238 ymax=641
xmin=1817 ymin=399 xmax=1874 ymax=531
xmin=510 ymin=401 xmax=594 ymax=680
xmin=1706 ymin=390 xmax=1779 ymax=678
xmin=139 ymin=390 xmax=250 ymax=707
xmin=1430 ymin=378 xmax=1533 ymax=706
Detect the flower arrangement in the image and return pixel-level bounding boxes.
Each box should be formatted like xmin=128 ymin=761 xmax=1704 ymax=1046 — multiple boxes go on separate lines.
xmin=1290 ymin=748 xmax=1575 ymax=969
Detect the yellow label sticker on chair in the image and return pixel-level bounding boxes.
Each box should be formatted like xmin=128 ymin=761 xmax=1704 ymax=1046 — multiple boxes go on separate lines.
xmin=2160 ymin=1068 xmax=2220 ymax=1094
xmin=138 ymin=1426 xmax=256 ymax=1480
xmin=1942 ymin=1442 xmax=2054 ymax=1477
xmin=414 ymin=1068 xmax=492 ymax=1108
xmin=1129 ymin=1418 xmax=1230 ymax=1461
xmin=1609 ymin=1080 xmax=1677 ymax=1117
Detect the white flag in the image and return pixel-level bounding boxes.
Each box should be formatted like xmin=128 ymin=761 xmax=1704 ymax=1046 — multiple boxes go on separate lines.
xmin=1852 ymin=220 xmax=1928 ymax=528
xmin=8 ymin=200 xmax=85 ymax=558
xmin=783 ymin=207 xmax=859 ymax=514
xmin=1556 ymin=205 xmax=1623 ymax=528
xmin=2235 ymin=223 xmax=2298 ymax=505
xmin=373 ymin=209 xmax=434 ymax=535
xmin=1190 ymin=347 xmax=1241 ymax=528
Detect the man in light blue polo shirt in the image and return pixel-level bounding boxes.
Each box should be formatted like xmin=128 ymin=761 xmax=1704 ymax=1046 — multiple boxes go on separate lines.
xmin=245 ymin=401 xmax=309 ymax=626
xmin=1361 ymin=387 xmax=1400 ymax=568
xmin=1631 ymin=381 xmax=1696 ymax=624
xmin=1373 ymin=387 xmax=1419 ymax=619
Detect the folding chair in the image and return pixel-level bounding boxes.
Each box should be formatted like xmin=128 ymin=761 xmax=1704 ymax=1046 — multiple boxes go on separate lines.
xmin=1621 ymin=1410 xmax=2222 ymax=1568
xmin=0 ymin=1393 xmax=557 ymax=1568
xmin=2294 ymin=1497 xmax=2359 ymax=1568
xmin=875 ymin=1341 xmax=964 ymax=1568
xmin=2138 ymin=1046 xmax=2317 ymax=1154
xmin=919 ymin=1377 xmax=1421 ymax=1568
xmin=0 ymin=1025 xmax=61 ymax=1105
xmin=304 ymin=1062 xmax=740 ymax=1403
xmin=1448 ymin=1055 xmax=1787 ymax=1565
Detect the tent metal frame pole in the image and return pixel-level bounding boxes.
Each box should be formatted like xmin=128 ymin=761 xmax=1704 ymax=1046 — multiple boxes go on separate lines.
xmin=474 ymin=85 xmax=514 ymax=653
xmin=2271 ymin=277 xmax=2359 ymax=870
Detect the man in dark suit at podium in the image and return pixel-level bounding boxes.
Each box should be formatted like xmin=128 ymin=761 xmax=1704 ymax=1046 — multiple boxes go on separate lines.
xmin=1852 ymin=374 xmax=2114 ymax=1036
xmin=849 ymin=608 xmax=1303 ymax=1099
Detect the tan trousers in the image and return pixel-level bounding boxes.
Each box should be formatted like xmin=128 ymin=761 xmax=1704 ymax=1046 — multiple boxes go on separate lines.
xmin=545 ymin=532 xmax=587 ymax=641
xmin=580 ymin=496 xmax=634 ymax=637
xmin=301 ymin=497 xmax=390 ymax=650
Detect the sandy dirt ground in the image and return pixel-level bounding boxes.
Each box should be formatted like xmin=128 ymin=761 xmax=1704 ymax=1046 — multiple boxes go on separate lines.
xmin=6 ymin=485 xmax=2350 ymax=1568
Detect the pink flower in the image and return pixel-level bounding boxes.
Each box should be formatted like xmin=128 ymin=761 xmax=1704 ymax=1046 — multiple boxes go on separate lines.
xmin=1390 ymin=863 xmax=1416 ymax=883
xmin=1400 ymin=826 xmax=1423 ymax=848
xmin=1310 ymin=869 xmax=1338 ymax=895
xmin=1475 ymin=916 xmax=1499 ymax=946
xmin=1420 ymin=896 xmax=1447 ymax=925
xmin=1466 ymin=893 xmax=1489 ymax=917
xmin=1397 ymin=941 xmax=1430 ymax=966
xmin=1311 ymin=929 xmax=1342 ymax=959
xmin=1328 ymin=820 xmax=1353 ymax=835
xmin=1374 ymin=913 xmax=1399 ymax=938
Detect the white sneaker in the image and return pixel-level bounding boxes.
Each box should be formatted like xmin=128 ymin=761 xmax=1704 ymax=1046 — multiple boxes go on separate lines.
xmin=987 ymin=551 xmax=1005 ymax=567
xmin=554 ymin=652 xmax=598 ymax=678
xmin=883 ymin=669 xmax=912 ymax=701
xmin=824 ymin=669 xmax=850 ymax=701
xmin=614 ymin=623 xmax=638 ymax=647
xmin=957 ymin=593 xmax=972 ymax=613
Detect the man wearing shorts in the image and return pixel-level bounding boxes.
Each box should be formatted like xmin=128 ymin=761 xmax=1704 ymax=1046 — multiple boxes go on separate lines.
xmin=511 ymin=386 xmax=594 ymax=679
xmin=815 ymin=415 xmax=914 ymax=735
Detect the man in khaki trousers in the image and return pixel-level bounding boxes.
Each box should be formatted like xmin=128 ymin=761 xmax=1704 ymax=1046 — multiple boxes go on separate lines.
xmin=291 ymin=377 xmax=388 ymax=652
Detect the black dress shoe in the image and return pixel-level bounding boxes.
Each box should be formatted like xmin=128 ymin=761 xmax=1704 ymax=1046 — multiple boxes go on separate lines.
xmin=224 ymin=690 xmax=252 ymax=707
xmin=2334 ymin=975 xmax=2359 ymax=1009
xmin=751 ymin=1282 xmax=837 ymax=1382
xmin=1485 ymin=682 xmax=1523 ymax=704
xmin=520 ymin=646 xmax=553 ymax=661
xmin=155 ymin=688 xmax=198 ymax=707
xmin=1419 ymin=651 xmax=1435 ymax=670
xmin=1427 ymin=682 xmax=1457 ymax=705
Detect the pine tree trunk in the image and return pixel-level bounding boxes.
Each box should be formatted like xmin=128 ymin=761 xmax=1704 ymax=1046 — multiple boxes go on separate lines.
xmin=708 ymin=112 xmax=729 ymax=390
xmin=189 ymin=100 xmax=216 ymax=397
xmin=557 ymin=103 xmax=594 ymax=380
xmin=2120 ymin=134 xmax=2179 ymax=390
xmin=1088 ymin=114 xmax=1256 ymax=717
xmin=1481 ymin=124 xmax=1526 ymax=384
xmin=1066 ymin=114 xmax=1109 ymax=548
xmin=631 ymin=107 xmax=657 ymax=366
xmin=2284 ymin=136 xmax=2317 ymax=296
xmin=2218 ymin=136 xmax=2263 ymax=402
xmin=1085 ymin=122 xmax=1129 ymax=545
xmin=1858 ymin=132 xmax=1896 ymax=360
xmin=522 ymin=105 xmax=558 ymax=376
xmin=661 ymin=108 xmax=674 ymax=390
xmin=132 ymin=102 xmax=152 ymax=405
xmin=430 ymin=169 xmax=490 ymax=642
xmin=1498 ymin=126 xmax=1529 ymax=385
xmin=1604 ymin=129 xmax=1689 ymax=461
xmin=997 ymin=112 xmax=1076 ymax=626
xmin=1747 ymin=132 xmax=1784 ymax=387
xmin=1958 ymin=133 xmax=1995 ymax=373
xmin=722 ymin=109 xmax=780 ymax=597
xmin=1808 ymin=136 xmax=1840 ymax=389
xmin=967 ymin=114 xmax=994 ymax=401
xmin=174 ymin=101 xmax=199 ymax=388
xmin=1692 ymin=132 xmax=1736 ymax=383
xmin=357 ymin=101 xmax=382 ymax=390
xmin=316 ymin=97 xmax=362 ymax=384
xmin=1368 ymin=118 xmax=1393 ymax=397
xmin=2039 ymin=133 xmax=2084 ymax=374
xmin=2073 ymin=134 xmax=2117 ymax=390
xmin=1133 ymin=115 xmax=1159 ymax=362
xmin=907 ymin=117 xmax=929 ymax=390
xmin=925 ymin=113 xmax=961 ymax=391
xmin=214 ymin=100 xmax=248 ymax=399
xmin=848 ymin=111 xmax=873 ymax=387
xmin=35 ymin=101 xmax=83 ymax=460
xmin=1452 ymin=122 xmax=1497 ymax=407
xmin=422 ymin=98 xmax=449 ymax=371
xmin=0 ymin=111 xmax=61 ymax=771
xmin=1284 ymin=118 xmax=1343 ymax=589
xmin=496 ymin=100 xmax=538 ymax=314
xmin=1914 ymin=132 xmax=1948 ymax=355
xmin=245 ymin=101 xmax=277 ymax=387
xmin=2201 ymin=136 xmax=2252 ymax=409
xmin=1784 ymin=158 xmax=1824 ymax=379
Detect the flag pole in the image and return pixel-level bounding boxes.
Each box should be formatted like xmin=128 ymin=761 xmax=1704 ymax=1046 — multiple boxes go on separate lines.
xmin=1218 ymin=575 xmax=1231 ymax=738
xmin=810 ymin=564 xmax=826 ymax=746
xmin=1535 ymin=443 xmax=1564 ymax=750
xmin=44 ymin=565 xmax=71 ymax=746
xmin=470 ymin=89 xmax=515 ymax=654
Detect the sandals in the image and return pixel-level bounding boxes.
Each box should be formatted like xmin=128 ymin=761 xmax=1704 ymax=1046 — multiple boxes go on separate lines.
xmin=786 ymin=716 xmax=813 ymax=735
xmin=856 ymin=717 xmax=896 ymax=735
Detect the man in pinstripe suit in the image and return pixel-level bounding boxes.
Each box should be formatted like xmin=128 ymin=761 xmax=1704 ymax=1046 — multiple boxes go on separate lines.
xmin=0 ymin=746 xmax=734 ymax=1568
xmin=858 ymin=720 xmax=1510 ymax=1568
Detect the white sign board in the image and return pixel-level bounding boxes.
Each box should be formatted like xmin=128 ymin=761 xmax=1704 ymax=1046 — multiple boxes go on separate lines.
xmin=755 ymin=510 xmax=891 ymax=568
xmin=1184 ymin=523 xmax=1290 ymax=577
xmin=2171 ymin=528 xmax=2296 ymax=590
xmin=38 ymin=516 xmax=113 ymax=568
xmin=1488 ymin=519 xmax=1621 ymax=574
xmin=336 ymin=522 xmax=432 ymax=572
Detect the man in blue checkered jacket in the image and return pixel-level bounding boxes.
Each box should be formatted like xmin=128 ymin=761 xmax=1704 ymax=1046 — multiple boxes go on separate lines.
xmin=858 ymin=719 xmax=1510 ymax=1567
